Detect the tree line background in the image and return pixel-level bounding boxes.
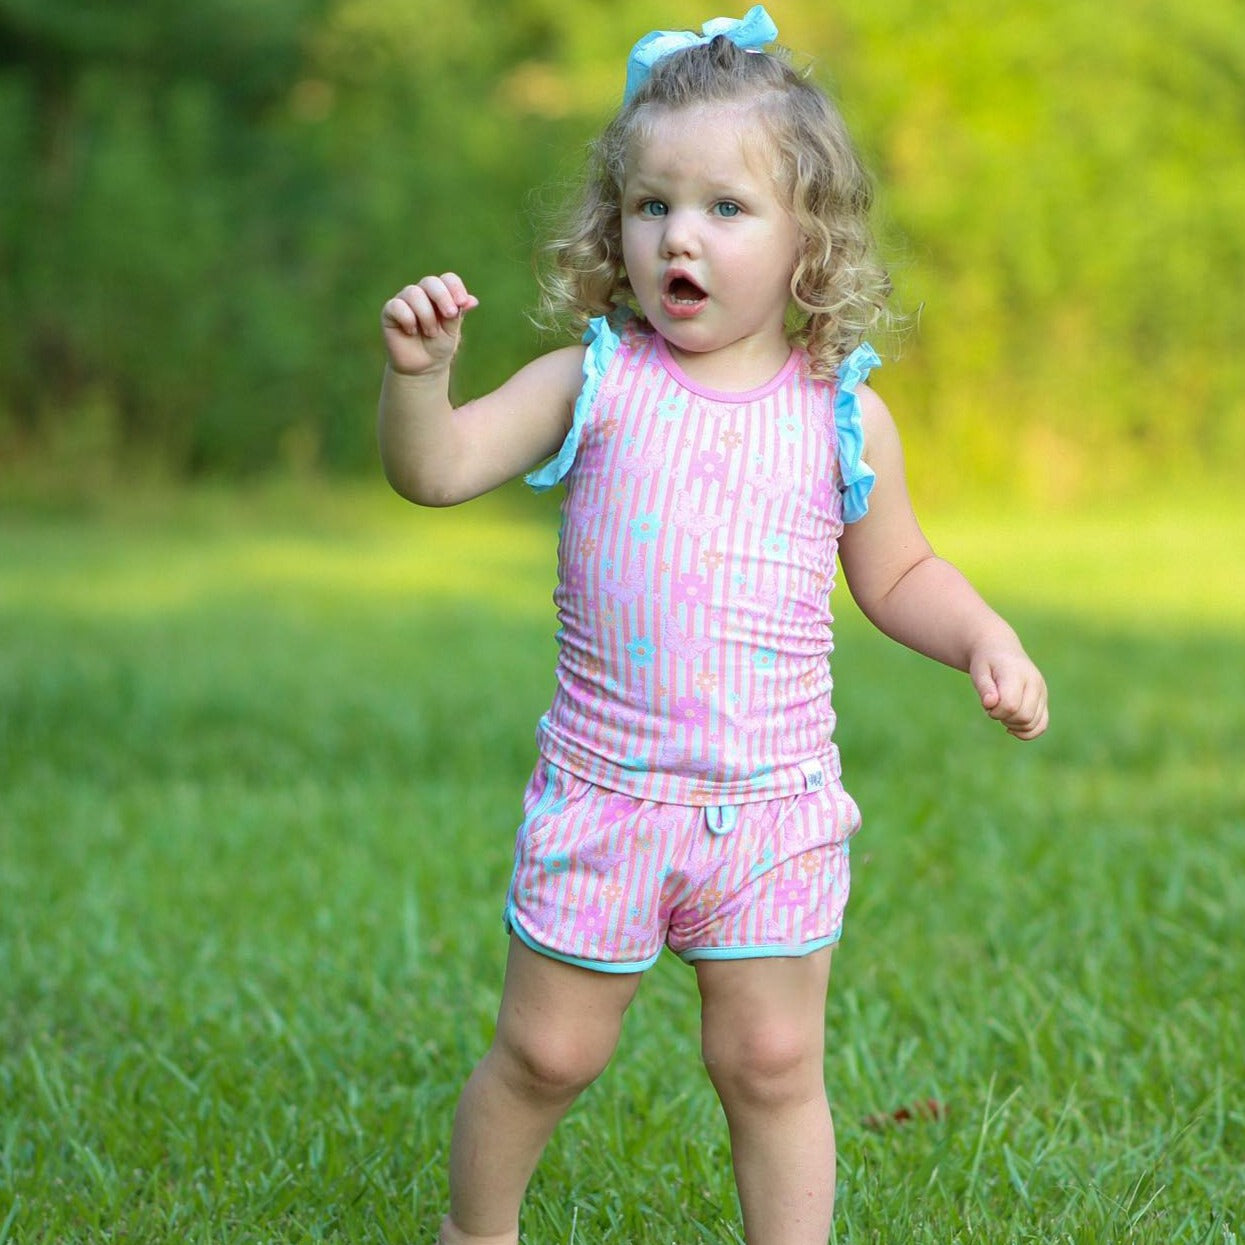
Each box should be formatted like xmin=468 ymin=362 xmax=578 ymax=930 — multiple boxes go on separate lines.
xmin=1 ymin=0 xmax=1240 ymax=504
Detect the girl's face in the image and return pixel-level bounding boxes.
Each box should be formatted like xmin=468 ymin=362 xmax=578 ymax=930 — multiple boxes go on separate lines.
xmin=620 ymin=101 xmax=800 ymax=390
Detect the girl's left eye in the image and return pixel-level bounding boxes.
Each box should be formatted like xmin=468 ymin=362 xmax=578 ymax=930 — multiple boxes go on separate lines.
xmin=714 ymin=201 xmax=742 ymax=218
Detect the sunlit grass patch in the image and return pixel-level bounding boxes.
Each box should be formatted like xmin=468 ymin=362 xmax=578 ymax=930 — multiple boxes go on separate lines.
xmin=1 ymin=485 xmax=1241 ymax=1242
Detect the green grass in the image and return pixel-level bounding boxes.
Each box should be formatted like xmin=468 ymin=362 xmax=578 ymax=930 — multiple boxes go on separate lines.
xmin=2 ymin=483 xmax=1242 ymax=1243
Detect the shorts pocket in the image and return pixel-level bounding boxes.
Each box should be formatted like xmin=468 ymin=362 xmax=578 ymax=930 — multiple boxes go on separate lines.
xmin=516 ymin=763 xmax=594 ymax=854
xmin=777 ymin=781 xmax=861 ymax=854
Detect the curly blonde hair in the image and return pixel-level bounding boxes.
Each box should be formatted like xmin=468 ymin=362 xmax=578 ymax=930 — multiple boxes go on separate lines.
xmin=539 ymin=36 xmax=891 ymax=378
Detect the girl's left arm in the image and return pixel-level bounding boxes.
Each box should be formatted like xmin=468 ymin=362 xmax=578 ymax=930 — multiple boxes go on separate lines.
xmin=837 ymin=388 xmax=1049 ymax=740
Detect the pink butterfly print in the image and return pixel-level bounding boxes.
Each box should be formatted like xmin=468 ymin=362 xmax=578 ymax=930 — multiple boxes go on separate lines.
xmin=579 ymin=842 xmax=629 ymax=873
xmin=596 ymin=374 xmax=629 ymax=405
xmin=794 ymin=532 xmax=833 ymax=570
xmin=655 ymin=738 xmax=696 ymax=769
xmin=732 ymin=696 xmax=776 ymax=736
xmin=648 ymin=810 xmax=684 ymax=838
xmin=618 ymin=444 xmax=666 ymax=478
xmin=682 ymin=855 xmax=728 ymax=889
xmin=621 ymin=914 xmax=655 ymax=947
xmin=736 ymin=574 xmax=782 ymax=614
xmin=671 ymin=494 xmax=726 ymax=536
xmin=662 ymin=617 xmax=713 ymax=663
xmin=780 ymin=815 xmax=820 ymax=853
xmin=570 ymin=494 xmax=608 ymax=525
xmin=603 ymin=560 xmax=649 ymax=605
xmin=748 ymin=470 xmax=799 ymax=501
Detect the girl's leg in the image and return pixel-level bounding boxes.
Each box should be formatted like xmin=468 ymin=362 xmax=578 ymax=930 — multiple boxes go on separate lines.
xmin=695 ymin=949 xmax=835 ymax=1245
xmin=439 ymin=936 xmax=643 ymax=1245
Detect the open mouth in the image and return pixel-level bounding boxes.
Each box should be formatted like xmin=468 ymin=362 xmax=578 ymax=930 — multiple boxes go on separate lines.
xmin=665 ymin=275 xmax=706 ymax=304
xmin=662 ymin=274 xmax=708 ymax=317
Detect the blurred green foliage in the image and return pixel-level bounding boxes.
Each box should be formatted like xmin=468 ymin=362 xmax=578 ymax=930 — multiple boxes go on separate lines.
xmin=0 ymin=0 xmax=1239 ymax=498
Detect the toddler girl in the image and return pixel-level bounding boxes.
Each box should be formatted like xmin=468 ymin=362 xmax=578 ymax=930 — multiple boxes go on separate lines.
xmin=378 ymin=9 xmax=1048 ymax=1243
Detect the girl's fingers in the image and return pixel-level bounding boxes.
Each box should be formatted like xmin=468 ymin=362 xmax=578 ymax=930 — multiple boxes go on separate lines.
xmin=380 ymin=275 xmax=479 ymax=378
xmin=383 ymin=276 xmax=477 ymax=339
xmin=382 ymin=295 xmax=420 ymax=335
xmin=441 ymin=273 xmax=480 ymax=316
xmin=382 ymin=275 xmax=479 ymax=340
xmin=416 ymin=274 xmax=477 ymax=325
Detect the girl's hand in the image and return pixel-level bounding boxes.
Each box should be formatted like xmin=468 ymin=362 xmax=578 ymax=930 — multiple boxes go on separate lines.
xmin=969 ymin=647 xmax=1049 ymax=740
xmin=381 ymin=273 xmax=480 ymax=376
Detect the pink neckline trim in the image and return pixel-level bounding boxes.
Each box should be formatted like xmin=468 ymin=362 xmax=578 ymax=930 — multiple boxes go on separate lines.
xmin=654 ymin=333 xmax=801 ymax=401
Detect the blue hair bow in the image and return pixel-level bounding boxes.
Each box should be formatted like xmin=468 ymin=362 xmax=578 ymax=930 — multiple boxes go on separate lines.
xmin=623 ymin=5 xmax=779 ymax=103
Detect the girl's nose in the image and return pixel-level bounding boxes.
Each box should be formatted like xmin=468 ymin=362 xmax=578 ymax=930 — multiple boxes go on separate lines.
xmin=660 ymin=210 xmax=698 ymax=258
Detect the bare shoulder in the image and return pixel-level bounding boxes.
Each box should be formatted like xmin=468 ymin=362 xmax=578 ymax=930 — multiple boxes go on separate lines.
xmin=855 ymin=383 xmax=903 ymax=464
xmin=527 ymin=341 xmax=589 ymax=381
xmin=504 ymin=343 xmax=586 ymax=407
xmin=837 ymin=380 xmax=929 ymax=598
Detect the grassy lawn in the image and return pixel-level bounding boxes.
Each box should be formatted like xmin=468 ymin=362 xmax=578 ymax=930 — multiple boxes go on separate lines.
xmin=1 ymin=483 xmax=1242 ymax=1243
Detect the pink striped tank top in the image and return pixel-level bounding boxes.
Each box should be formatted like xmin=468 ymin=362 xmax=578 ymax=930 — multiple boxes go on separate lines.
xmin=526 ymin=314 xmax=878 ymax=806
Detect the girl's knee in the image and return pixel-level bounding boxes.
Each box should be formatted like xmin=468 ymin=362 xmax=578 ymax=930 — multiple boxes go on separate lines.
xmin=702 ymin=1017 xmax=824 ymax=1108
xmin=487 ymin=939 xmax=639 ymax=1102
xmin=492 ymin=1015 xmax=615 ymax=1100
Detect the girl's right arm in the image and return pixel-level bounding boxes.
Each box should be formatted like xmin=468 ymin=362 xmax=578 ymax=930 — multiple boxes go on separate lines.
xmin=378 ymin=272 xmax=585 ymax=507
xmin=838 ymin=386 xmax=1048 ymax=740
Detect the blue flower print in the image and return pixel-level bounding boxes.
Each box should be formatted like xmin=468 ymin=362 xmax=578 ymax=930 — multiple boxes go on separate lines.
xmin=627 ymin=637 xmax=656 ymax=667
xmin=760 ymin=533 xmax=789 ymax=557
xmin=630 ymin=512 xmax=660 ymax=543
xmin=776 ymin=411 xmax=802 ymax=442
xmin=655 ymin=395 xmax=688 ymax=422
xmin=752 ymin=648 xmax=778 ymax=672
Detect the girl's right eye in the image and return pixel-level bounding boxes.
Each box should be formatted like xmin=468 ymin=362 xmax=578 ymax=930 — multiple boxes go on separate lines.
xmin=638 ymin=200 xmax=668 ymax=218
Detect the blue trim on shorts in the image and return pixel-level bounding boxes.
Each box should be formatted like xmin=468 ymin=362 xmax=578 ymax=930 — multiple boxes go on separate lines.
xmin=679 ymin=932 xmax=841 ymax=964
xmin=504 ymin=906 xmax=661 ymax=975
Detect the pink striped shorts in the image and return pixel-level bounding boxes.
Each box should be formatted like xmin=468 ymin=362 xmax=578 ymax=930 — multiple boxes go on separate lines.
xmin=504 ymin=762 xmax=861 ymax=973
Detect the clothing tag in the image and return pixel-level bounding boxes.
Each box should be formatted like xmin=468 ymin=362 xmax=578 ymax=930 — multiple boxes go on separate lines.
xmin=799 ymin=759 xmax=826 ymax=792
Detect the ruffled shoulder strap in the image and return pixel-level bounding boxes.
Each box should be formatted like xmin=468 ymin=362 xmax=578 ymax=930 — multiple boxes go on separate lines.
xmin=525 ymin=314 xmax=625 ymax=493
xmin=833 ymin=343 xmax=881 ymax=523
